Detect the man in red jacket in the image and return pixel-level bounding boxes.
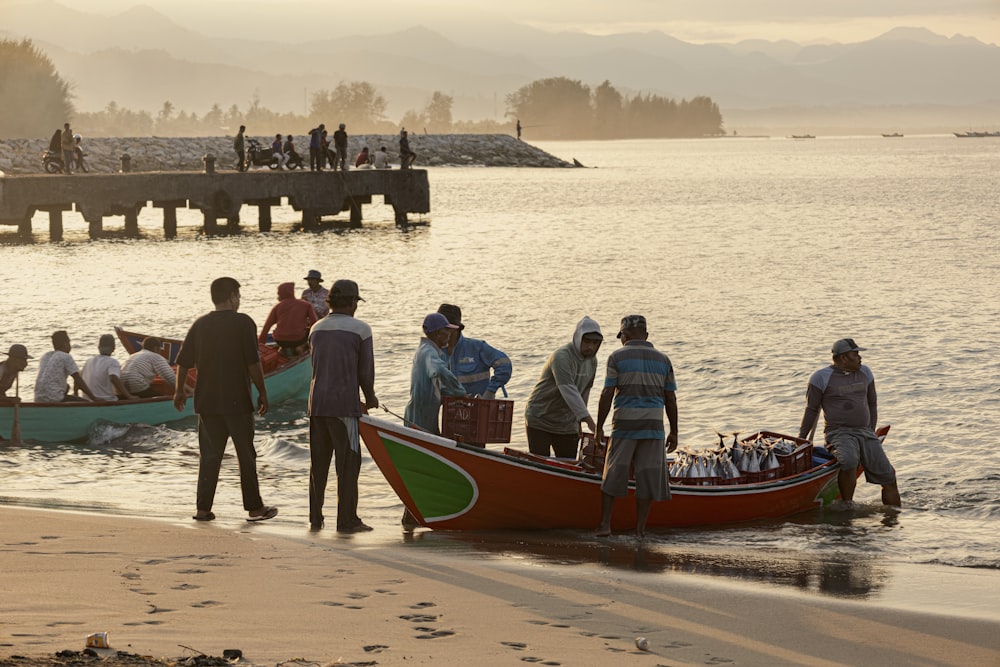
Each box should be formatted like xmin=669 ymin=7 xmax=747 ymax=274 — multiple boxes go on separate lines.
xmin=259 ymin=282 xmax=318 ymax=356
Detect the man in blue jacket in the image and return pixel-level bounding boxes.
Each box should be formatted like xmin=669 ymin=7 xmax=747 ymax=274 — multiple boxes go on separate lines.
xmin=437 ymin=304 xmax=512 ymax=399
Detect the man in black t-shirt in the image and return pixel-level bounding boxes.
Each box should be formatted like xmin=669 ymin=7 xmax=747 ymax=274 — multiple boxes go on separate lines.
xmin=174 ymin=277 xmax=278 ymax=522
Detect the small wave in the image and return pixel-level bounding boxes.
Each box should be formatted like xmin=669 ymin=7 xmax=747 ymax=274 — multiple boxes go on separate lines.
xmin=257 ymin=435 xmax=311 ymax=463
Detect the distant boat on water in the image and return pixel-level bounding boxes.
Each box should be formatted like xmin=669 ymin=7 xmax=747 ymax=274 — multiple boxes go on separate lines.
xmin=789 ymin=134 xmax=815 ymax=139
xmin=954 ymin=131 xmax=1000 ymax=138
xmin=882 ymin=133 xmax=904 ymax=138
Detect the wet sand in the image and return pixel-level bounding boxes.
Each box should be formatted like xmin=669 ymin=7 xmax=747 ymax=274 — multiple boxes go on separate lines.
xmin=1 ymin=507 xmax=997 ymax=666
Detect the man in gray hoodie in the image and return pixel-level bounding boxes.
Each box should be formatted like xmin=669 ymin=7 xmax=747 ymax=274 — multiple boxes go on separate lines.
xmin=523 ymin=316 xmax=603 ymax=458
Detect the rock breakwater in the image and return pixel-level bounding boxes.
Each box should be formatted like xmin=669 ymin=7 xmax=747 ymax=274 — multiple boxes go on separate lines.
xmin=0 ymin=134 xmax=572 ymax=174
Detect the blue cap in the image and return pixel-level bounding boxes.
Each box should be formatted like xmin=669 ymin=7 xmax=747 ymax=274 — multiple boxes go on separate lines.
xmin=423 ymin=312 xmax=458 ymax=334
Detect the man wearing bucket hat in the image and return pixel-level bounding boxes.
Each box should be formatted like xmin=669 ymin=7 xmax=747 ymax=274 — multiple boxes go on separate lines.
xmin=437 ymin=303 xmax=511 ymax=399
xmin=595 ymin=315 xmax=678 ymax=538
xmin=0 ymin=344 xmax=31 ymax=402
xmin=301 ymin=270 xmax=330 ymax=318
xmin=799 ymin=338 xmax=901 ymax=508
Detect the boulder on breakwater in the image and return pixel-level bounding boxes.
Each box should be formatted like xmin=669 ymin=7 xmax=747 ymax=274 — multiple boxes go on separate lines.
xmin=0 ymin=134 xmax=574 ymax=174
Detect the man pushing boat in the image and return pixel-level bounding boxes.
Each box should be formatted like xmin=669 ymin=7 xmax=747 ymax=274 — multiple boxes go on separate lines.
xmin=798 ymin=338 xmax=901 ymax=508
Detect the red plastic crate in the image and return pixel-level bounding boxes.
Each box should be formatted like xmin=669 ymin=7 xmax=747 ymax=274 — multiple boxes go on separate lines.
xmin=776 ymin=444 xmax=814 ymax=476
xmin=441 ymin=396 xmax=514 ymax=445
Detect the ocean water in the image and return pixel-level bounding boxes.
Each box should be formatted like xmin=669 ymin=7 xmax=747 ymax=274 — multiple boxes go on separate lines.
xmin=1 ymin=136 xmax=998 ymax=614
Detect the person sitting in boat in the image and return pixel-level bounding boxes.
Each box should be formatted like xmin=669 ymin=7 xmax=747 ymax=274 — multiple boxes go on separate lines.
xmin=122 ymin=337 xmax=177 ymax=398
xmin=798 ymin=338 xmax=901 ymax=508
xmin=259 ymin=282 xmax=318 ymax=356
xmin=595 ymin=315 xmax=678 ymax=538
xmin=81 ymin=334 xmax=134 ymax=402
xmin=523 ymin=316 xmax=603 ymax=458
xmin=0 ymin=344 xmax=31 ymax=403
xmin=34 ymin=330 xmax=97 ymax=402
xmin=372 ymin=146 xmax=390 ymax=169
xmin=436 ymin=303 xmax=511 ymax=399
xmin=301 ymin=269 xmax=330 ymax=318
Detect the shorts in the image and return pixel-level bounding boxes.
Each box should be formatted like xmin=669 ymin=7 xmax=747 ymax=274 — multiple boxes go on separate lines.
xmin=827 ymin=427 xmax=896 ymax=486
xmin=600 ymin=438 xmax=669 ymax=501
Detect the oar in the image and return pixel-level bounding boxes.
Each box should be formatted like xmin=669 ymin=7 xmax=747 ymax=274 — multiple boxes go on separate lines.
xmin=11 ymin=375 xmax=22 ymax=445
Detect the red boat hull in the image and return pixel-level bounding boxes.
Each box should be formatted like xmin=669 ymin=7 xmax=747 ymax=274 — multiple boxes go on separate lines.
xmin=359 ymin=416 xmax=856 ymax=532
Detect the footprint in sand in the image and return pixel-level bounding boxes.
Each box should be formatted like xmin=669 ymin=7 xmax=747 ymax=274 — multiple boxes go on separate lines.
xmin=190 ymin=600 xmax=222 ymax=608
xmin=410 ymin=601 xmax=436 ymax=609
xmin=526 ymin=620 xmax=549 ymax=626
xmin=502 ymin=642 xmax=527 ymax=650
xmin=346 ymin=592 xmax=369 ymax=600
xmin=705 ymin=657 xmax=735 ymax=664
xmin=605 ymin=647 xmax=627 ymax=653
xmin=414 ymin=630 xmax=455 ymax=640
xmin=363 ymin=645 xmax=389 ymax=653
xmin=176 ymin=569 xmax=208 ymax=575
xmin=400 ymin=614 xmax=438 ymax=623
xmin=171 ymin=583 xmax=200 ymax=591
xmin=520 ymin=658 xmax=561 ymax=665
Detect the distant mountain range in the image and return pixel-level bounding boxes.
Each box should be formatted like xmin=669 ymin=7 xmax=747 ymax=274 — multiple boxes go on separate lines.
xmin=3 ymin=0 xmax=999 ymax=132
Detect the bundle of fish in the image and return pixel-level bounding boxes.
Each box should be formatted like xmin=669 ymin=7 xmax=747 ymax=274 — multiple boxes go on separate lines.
xmin=669 ymin=432 xmax=803 ymax=482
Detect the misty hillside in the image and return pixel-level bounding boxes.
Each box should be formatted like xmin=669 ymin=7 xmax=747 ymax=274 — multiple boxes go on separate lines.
xmin=2 ymin=0 xmax=999 ymax=127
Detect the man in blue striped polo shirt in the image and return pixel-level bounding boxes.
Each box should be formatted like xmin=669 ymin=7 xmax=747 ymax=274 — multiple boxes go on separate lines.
xmin=595 ymin=315 xmax=678 ymax=538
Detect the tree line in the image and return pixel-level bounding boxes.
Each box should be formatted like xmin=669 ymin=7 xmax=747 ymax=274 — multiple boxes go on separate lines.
xmin=1 ymin=39 xmax=726 ymax=140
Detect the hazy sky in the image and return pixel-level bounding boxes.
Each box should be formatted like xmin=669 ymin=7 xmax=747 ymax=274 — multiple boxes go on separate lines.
xmin=35 ymin=0 xmax=1000 ymax=45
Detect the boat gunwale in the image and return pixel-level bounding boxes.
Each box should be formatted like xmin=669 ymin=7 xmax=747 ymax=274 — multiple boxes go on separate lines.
xmin=361 ymin=415 xmax=840 ymax=496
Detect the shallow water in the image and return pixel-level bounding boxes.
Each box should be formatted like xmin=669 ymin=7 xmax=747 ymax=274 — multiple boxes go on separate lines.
xmin=1 ymin=136 xmax=998 ymax=610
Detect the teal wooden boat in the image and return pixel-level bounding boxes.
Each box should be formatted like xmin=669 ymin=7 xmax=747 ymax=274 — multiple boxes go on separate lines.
xmin=0 ymin=334 xmax=310 ymax=443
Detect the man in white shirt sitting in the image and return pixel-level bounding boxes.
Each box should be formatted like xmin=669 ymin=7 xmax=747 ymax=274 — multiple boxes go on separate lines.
xmin=81 ymin=334 xmax=134 ymax=401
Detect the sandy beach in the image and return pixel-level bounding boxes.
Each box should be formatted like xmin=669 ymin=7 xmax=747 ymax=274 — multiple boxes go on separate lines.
xmin=1 ymin=507 xmax=997 ymax=666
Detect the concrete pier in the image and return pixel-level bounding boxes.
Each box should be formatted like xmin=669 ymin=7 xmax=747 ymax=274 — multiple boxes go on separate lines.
xmin=0 ymin=169 xmax=430 ymax=240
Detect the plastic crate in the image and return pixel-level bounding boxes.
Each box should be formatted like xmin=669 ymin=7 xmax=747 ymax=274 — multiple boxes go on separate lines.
xmin=740 ymin=468 xmax=781 ymax=484
xmin=776 ymin=443 xmax=814 ymax=476
xmin=441 ymin=396 xmax=514 ymax=445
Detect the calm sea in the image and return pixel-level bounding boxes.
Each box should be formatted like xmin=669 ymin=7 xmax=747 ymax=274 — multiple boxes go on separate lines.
xmin=2 ymin=136 xmax=998 ymax=616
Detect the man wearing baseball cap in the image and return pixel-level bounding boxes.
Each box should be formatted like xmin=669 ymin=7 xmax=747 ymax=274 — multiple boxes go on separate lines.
xmin=595 ymin=315 xmax=678 ymax=538
xmin=1 ymin=344 xmax=31 ymax=403
xmin=401 ymin=312 xmax=467 ymax=529
xmin=436 ymin=303 xmax=512 ymax=399
xmin=799 ymin=338 xmax=901 ymax=508
xmin=404 ymin=313 xmax=467 ymax=435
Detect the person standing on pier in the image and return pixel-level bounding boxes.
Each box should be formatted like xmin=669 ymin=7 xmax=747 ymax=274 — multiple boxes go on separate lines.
xmin=333 ymin=123 xmax=348 ymax=171
xmin=516 ymin=119 xmax=522 ymax=140
xmin=308 ymin=123 xmax=325 ymax=171
xmin=173 ymin=277 xmax=277 ymax=523
xmin=399 ymin=130 xmax=416 ymax=169
xmin=234 ymin=125 xmax=246 ymax=172
xmin=60 ymin=123 xmax=75 ymax=174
